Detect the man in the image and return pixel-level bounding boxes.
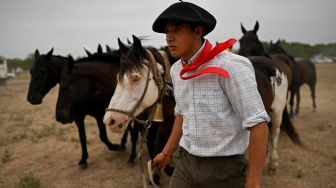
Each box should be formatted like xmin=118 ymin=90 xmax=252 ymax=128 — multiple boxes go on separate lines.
xmin=151 ymin=1 xmax=270 ymax=188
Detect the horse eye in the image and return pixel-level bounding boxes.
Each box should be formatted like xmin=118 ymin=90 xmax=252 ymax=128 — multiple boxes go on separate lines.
xmin=130 ymin=73 xmax=141 ymax=82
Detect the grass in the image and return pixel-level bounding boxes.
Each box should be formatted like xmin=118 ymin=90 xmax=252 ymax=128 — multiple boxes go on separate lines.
xmin=19 ymin=172 xmax=41 ymax=188
xmin=2 ymin=149 xmax=11 ymax=164
xmin=32 ymin=124 xmax=57 ymax=140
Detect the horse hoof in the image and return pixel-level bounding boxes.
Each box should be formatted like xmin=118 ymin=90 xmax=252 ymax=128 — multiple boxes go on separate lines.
xmin=120 ymin=145 xmax=126 ymax=151
xmin=127 ymin=161 xmax=135 ymax=168
xmin=109 ymin=144 xmax=122 ymax=151
xmin=267 ymin=167 xmax=277 ymax=176
xmin=78 ymin=163 xmax=88 ymax=170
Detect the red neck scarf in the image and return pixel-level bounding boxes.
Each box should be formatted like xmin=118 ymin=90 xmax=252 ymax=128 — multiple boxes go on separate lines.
xmin=180 ymin=38 xmax=236 ymax=80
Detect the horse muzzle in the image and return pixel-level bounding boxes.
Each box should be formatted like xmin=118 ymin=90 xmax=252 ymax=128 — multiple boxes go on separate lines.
xmin=103 ymin=112 xmax=129 ymax=133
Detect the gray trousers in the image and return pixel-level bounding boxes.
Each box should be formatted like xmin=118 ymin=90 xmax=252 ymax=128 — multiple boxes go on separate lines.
xmin=169 ymin=147 xmax=247 ymax=188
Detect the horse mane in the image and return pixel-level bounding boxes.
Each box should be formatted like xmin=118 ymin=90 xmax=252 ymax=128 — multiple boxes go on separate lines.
xmin=159 ymin=46 xmax=179 ymax=66
xmin=268 ymin=41 xmax=296 ymax=63
xmin=75 ymin=51 xmax=121 ymax=65
xmin=118 ymin=44 xmax=148 ymax=82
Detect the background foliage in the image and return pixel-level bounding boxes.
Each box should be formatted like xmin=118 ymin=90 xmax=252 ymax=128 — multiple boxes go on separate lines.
xmin=2 ymin=41 xmax=336 ymax=71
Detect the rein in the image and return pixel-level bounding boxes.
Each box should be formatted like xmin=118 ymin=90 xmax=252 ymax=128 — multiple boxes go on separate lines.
xmin=105 ymin=64 xmax=152 ymax=126
xmin=105 ymin=48 xmax=168 ymax=188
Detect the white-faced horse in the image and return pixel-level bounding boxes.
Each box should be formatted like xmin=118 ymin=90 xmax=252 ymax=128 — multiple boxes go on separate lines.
xmin=104 ymin=35 xmax=176 ymax=183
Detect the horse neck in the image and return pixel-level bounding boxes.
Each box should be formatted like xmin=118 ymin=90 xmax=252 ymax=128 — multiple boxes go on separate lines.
xmin=255 ymin=42 xmax=270 ymax=57
xmin=73 ymin=62 xmax=120 ymax=95
xmin=49 ymin=56 xmax=68 ymax=82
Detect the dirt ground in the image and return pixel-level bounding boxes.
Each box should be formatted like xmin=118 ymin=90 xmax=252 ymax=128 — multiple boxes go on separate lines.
xmin=0 ymin=63 xmax=335 ymax=188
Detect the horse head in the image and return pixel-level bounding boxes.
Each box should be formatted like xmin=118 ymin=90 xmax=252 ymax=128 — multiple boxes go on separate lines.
xmin=267 ymin=40 xmax=286 ymax=54
xmin=56 ymin=56 xmax=92 ymax=123
xmin=238 ymin=21 xmax=267 ymax=57
xmin=104 ymin=35 xmax=165 ymax=133
xmin=27 ymin=48 xmax=68 ymax=104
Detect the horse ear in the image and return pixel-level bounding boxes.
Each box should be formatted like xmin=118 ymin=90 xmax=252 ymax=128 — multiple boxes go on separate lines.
xmin=84 ymin=48 xmax=92 ymax=56
xmin=47 ymin=48 xmax=54 ymax=57
xmin=97 ymin=44 xmax=103 ymax=54
xmin=132 ymin=35 xmax=143 ymax=53
xmin=254 ymin=21 xmax=259 ymax=33
xmin=34 ymin=49 xmax=40 ymax=59
xmin=127 ymin=38 xmax=132 ymax=45
xmin=276 ymin=39 xmax=280 ymax=45
xmin=67 ymin=55 xmax=75 ymax=71
xmin=240 ymin=23 xmax=247 ymax=34
xmin=68 ymin=55 xmax=74 ymax=61
xmin=106 ymin=45 xmax=112 ymax=53
xmin=118 ymin=38 xmax=129 ymax=54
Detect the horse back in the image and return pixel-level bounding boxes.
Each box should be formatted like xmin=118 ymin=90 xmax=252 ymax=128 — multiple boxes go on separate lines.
xmin=248 ymin=56 xmax=276 ymax=114
xmin=270 ymin=54 xmax=293 ymax=87
xmin=296 ymin=60 xmax=317 ymax=85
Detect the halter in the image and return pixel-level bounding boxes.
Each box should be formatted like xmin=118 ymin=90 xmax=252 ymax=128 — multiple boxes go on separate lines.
xmin=105 ymin=49 xmax=165 ymax=126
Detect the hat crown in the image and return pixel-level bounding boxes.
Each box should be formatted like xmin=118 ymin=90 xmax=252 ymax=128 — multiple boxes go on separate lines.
xmin=152 ymin=1 xmax=216 ymax=36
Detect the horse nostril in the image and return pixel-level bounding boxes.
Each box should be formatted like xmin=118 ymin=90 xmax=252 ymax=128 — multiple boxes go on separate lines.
xmin=110 ymin=119 xmax=115 ymax=125
xmin=118 ymin=124 xmax=123 ymax=129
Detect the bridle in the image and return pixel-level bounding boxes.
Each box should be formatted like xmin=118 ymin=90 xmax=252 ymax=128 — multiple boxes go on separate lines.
xmin=105 ymin=49 xmax=165 ymax=126
xmin=106 ymin=48 xmax=171 ymax=188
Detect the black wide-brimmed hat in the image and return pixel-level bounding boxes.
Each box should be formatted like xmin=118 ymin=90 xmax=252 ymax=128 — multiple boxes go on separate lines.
xmin=152 ymin=1 xmax=216 ymax=36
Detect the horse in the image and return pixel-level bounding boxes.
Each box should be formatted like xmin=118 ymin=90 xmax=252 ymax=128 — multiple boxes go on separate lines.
xmin=267 ymin=40 xmax=317 ymax=116
xmin=27 ymin=49 xmax=122 ymax=169
xmin=27 ymin=49 xmax=69 ymax=104
xmin=239 ymin=21 xmax=302 ymax=175
xmin=103 ymin=35 xmax=176 ymax=184
xmin=55 ymin=51 xmax=146 ymax=165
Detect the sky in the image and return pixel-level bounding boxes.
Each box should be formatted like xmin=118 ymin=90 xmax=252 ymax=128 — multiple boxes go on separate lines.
xmin=0 ymin=0 xmax=335 ymax=59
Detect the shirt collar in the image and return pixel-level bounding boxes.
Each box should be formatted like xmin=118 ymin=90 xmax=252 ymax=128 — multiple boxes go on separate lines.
xmin=182 ymin=40 xmax=207 ymax=65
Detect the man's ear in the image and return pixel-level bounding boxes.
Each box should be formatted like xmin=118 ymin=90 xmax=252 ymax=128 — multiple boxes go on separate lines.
xmin=194 ymin=26 xmax=204 ymax=38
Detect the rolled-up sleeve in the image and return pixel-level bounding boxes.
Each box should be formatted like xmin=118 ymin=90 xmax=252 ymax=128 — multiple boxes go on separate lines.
xmin=221 ymin=57 xmax=270 ymax=129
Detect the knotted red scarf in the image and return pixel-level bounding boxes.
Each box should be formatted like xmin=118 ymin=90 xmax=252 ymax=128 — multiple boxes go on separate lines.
xmin=180 ymin=38 xmax=236 ymax=80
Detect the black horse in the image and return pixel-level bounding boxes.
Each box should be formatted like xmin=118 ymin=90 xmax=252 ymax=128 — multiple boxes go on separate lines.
xmin=267 ymin=40 xmax=317 ymax=116
xmin=27 ymin=49 xmax=122 ymax=169
xmin=57 ymin=41 xmax=176 ymax=179
xmin=238 ymin=21 xmax=302 ymax=174
xmin=55 ymin=51 xmax=146 ymax=165
xmin=239 ymin=21 xmax=294 ymax=87
xmin=27 ymin=49 xmax=69 ymax=104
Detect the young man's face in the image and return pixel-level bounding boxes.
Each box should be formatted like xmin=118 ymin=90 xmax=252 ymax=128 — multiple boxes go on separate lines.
xmin=164 ymin=22 xmax=203 ymax=60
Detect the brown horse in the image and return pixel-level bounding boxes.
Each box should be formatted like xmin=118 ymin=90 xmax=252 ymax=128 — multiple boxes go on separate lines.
xmin=268 ymin=40 xmax=317 ymax=116
xmin=239 ymin=21 xmax=302 ymax=175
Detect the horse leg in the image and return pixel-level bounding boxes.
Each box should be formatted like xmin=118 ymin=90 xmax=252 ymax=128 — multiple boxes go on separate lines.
xmin=268 ymin=111 xmax=282 ymax=175
xmin=268 ymin=70 xmax=288 ymax=175
xmin=120 ymin=126 xmax=130 ymax=151
xmin=94 ymin=116 xmax=121 ymax=151
xmin=289 ymin=90 xmax=296 ymax=118
xmin=74 ymin=117 xmax=89 ymax=170
xmin=128 ymin=122 xmax=139 ymax=165
xmin=309 ymin=83 xmax=317 ymax=112
xmin=295 ymin=88 xmax=301 ymax=115
xmin=156 ymin=121 xmax=175 ymax=177
xmin=146 ymin=123 xmax=159 ymax=159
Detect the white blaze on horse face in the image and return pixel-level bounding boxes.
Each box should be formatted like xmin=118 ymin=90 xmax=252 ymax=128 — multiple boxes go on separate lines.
xmin=103 ymin=66 xmax=160 ymax=133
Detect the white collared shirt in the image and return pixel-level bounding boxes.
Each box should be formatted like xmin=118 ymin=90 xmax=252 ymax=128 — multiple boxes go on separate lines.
xmin=170 ymin=42 xmax=270 ymax=157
